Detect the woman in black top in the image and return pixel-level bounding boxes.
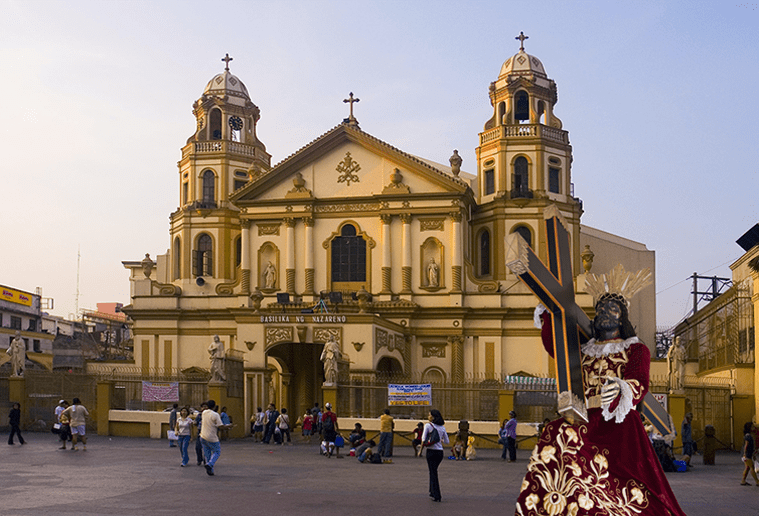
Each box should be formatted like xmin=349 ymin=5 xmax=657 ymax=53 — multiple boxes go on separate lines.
xmin=740 ymin=421 xmax=758 ymax=485
xmin=8 ymin=402 xmax=25 ymax=445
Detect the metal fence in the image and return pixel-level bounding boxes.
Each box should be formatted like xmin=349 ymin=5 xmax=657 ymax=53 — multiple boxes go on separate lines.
xmin=105 ymin=368 xmax=211 ymax=412
xmin=21 ymin=370 xmax=98 ymax=432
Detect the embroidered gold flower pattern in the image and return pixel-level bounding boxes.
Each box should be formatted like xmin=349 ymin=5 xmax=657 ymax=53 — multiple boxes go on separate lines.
xmin=516 ymin=422 xmax=650 ymax=515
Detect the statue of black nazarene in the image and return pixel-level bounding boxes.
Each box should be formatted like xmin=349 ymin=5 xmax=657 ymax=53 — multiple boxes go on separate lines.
xmin=515 ymin=265 xmax=686 ymax=516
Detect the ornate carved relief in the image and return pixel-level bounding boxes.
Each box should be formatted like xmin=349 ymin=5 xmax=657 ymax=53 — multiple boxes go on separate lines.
xmin=422 ymin=342 xmax=446 ymax=358
xmin=315 ymin=203 xmax=381 ymax=213
xmin=419 ymin=218 xmax=444 ymax=232
xmin=382 ymin=168 xmax=410 ymax=194
xmin=336 ymin=152 xmax=361 ymax=186
xmin=265 ymin=327 xmax=293 ymax=349
xmin=314 ymin=327 xmax=342 ymax=348
xmin=375 ymin=328 xmax=404 ymax=354
xmin=258 ymin=223 xmax=280 ymax=236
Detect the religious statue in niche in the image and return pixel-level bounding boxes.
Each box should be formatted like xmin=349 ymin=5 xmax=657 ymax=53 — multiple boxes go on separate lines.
xmin=427 ymin=258 xmax=440 ymax=287
xmin=320 ymin=335 xmax=341 ymax=385
xmin=263 ymin=261 xmax=277 ymax=290
xmin=7 ymin=331 xmax=26 ymax=377
xmin=208 ymin=335 xmax=226 ymax=383
xmin=667 ymin=336 xmax=686 ymax=394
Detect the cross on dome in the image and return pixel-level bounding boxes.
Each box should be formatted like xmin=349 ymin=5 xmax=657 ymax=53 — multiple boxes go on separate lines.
xmin=515 ymin=31 xmax=529 ymax=52
xmin=222 ymin=53 xmax=233 ymax=71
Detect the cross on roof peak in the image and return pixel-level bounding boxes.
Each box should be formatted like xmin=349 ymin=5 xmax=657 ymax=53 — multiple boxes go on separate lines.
xmin=222 ymin=53 xmax=233 ymax=71
xmin=515 ymin=32 xmax=529 ymax=52
xmin=343 ymin=92 xmax=360 ymax=127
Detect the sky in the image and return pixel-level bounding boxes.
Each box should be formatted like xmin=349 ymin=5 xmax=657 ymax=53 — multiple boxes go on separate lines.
xmin=1 ymin=0 xmax=757 ymax=329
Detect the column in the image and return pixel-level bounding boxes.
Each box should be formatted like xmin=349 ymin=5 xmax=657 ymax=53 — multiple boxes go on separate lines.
xmin=380 ymin=214 xmax=392 ymax=294
xmin=303 ymin=217 xmax=315 ymax=295
xmin=448 ymin=335 xmax=465 ymax=382
xmin=240 ymin=219 xmax=251 ymax=294
xmin=451 ymin=212 xmax=463 ymax=292
xmin=285 ymin=217 xmax=296 ymax=294
xmin=400 ymin=213 xmax=412 ymax=294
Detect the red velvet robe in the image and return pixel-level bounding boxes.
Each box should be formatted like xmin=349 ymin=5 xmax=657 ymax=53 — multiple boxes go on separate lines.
xmin=515 ymin=312 xmax=685 ymax=516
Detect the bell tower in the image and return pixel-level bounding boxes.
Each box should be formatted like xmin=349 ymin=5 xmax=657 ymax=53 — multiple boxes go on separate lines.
xmin=169 ymin=54 xmax=271 ymax=290
xmin=473 ymin=34 xmax=583 ymax=279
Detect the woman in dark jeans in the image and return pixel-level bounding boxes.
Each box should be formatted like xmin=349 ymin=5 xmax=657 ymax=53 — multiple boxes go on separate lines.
xmin=422 ymin=409 xmax=449 ymax=502
xmin=8 ymin=402 xmax=25 ymax=445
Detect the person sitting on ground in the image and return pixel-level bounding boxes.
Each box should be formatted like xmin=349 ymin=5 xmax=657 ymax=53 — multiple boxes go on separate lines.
xmin=412 ymin=422 xmax=424 ymax=457
xmin=465 ymin=434 xmax=476 ymax=460
xmin=356 ymin=439 xmax=377 ymax=463
xmin=348 ymin=422 xmax=366 ymax=448
xmin=452 ymin=437 xmax=465 ymax=460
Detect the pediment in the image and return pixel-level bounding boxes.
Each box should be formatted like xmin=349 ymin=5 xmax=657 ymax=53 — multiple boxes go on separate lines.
xmin=231 ymin=124 xmax=469 ymax=205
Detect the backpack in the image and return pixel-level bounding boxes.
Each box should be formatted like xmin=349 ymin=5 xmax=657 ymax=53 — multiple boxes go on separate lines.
xmin=322 ymin=414 xmax=335 ymax=433
xmin=423 ymin=424 xmax=440 ymax=447
xmin=369 ymin=452 xmax=382 ymax=463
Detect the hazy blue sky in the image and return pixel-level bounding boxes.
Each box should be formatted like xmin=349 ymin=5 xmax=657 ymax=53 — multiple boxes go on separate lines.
xmin=1 ymin=0 xmax=757 ymax=328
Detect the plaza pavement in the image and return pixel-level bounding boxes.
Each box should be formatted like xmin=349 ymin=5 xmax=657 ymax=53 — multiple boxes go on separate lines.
xmin=1 ymin=432 xmax=756 ymax=515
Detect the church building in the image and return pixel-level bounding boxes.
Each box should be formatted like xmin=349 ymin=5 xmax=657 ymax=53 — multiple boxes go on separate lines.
xmin=123 ymin=41 xmax=655 ymax=422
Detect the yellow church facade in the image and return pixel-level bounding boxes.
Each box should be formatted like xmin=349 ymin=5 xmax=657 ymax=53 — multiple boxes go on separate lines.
xmin=123 ymin=44 xmax=655 ymax=423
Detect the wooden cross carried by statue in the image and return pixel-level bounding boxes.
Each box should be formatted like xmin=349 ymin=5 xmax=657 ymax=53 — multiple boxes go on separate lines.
xmin=505 ymin=205 xmax=672 ymax=435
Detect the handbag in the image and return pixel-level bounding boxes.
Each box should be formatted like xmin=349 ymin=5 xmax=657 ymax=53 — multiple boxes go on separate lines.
xmin=52 ymin=423 xmax=61 ymax=434
xmin=334 ymin=434 xmax=345 ymax=448
xmin=167 ymin=430 xmax=178 ymax=441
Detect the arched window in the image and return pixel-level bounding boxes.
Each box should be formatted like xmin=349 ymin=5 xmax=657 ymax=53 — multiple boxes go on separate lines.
xmin=512 ymin=226 xmax=532 ymax=248
xmin=479 ymin=230 xmax=491 ymax=276
xmin=537 ymin=100 xmax=545 ymax=124
xmin=515 ymin=91 xmax=529 ymax=121
xmin=497 ymin=101 xmax=506 ymax=125
xmin=512 ymin=157 xmax=531 ymax=199
xmin=331 ymin=224 xmax=366 ymax=284
xmin=209 ymin=109 xmax=222 ymax=140
xmin=235 ymin=236 xmax=242 ymax=268
xmin=202 ymin=170 xmax=215 ymax=206
xmin=173 ymin=237 xmax=181 ymax=279
xmin=193 ymin=234 xmax=213 ymax=277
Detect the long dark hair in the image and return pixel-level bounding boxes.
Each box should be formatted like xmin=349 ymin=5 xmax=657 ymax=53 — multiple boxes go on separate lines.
xmin=429 ymin=409 xmax=444 ymax=426
xmin=744 ymin=421 xmax=754 ymax=435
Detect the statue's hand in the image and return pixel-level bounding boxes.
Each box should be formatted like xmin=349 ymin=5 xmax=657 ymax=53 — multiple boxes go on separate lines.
xmin=600 ymin=378 xmax=621 ymax=405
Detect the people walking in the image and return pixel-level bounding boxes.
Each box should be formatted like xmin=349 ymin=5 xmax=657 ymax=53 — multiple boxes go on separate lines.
xmin=682 ymin=412 xmax=694 ymax=467
xmin=500 ymin=411 xmax=517 ymax=462
xmin=200 ymin=399 xmax=231 ymax=476
xmin=263 ymin=403 xmax=279 ymax=444
xmin=276 ymin=408 xmax=291 ymax=444
xmin=378 ymin=408 xmax=394 ymax=463
xmin=175 ymin=407 xmax=193 ymax=467
xmin=740 ymin=421 xmax=759 ymax=486
xmin=8 ymin=402 xmax=25 ymax=445
xmin=422 ymin=409 xmax=449 ymax=503
xmin=61 ymin=397 xmax=89 ymax=451
xmin=168 ymin=404 xmax=178 ymax=447
xmin=251 ymin=407 xmax=266 ymax=442
xmin=321 ymin=402 xmax=339 ymax=457
xmin=193 ymin=402 xmax=208 ymax=466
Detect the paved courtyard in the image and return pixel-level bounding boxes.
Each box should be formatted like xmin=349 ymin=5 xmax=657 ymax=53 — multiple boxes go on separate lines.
xmin=1 ymin=433 xmax=756 ymax=515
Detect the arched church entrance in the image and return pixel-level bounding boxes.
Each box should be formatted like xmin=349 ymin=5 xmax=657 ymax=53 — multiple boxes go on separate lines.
xmin=376 ymin=356 xmax=404 ymax=380
xmin=266 ymin=341 xmax=324 ymax=421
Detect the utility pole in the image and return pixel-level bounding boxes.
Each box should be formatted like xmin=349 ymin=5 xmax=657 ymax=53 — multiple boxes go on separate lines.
xmin=691 ymin=272 xmax=731 ymax=315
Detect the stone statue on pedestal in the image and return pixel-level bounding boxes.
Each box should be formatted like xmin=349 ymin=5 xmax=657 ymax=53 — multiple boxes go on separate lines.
xmin=427 ymin=258 xmax=439 ymax=287
xmin=208 ymin=335 xmax=226 ymax=383
xmin=7 ymin=331 xmax=25 ymax=377
xmin=263 ymin=261 xmax=276 ymax=289
xmin=320 ymin=335 xmax=341 ymax=385
xmin=667 ymin=337 xmax=686 ymax=393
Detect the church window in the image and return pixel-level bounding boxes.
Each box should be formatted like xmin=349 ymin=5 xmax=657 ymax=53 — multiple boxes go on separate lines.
xmin=537 ymin=100 xmax=545 ymax=124
xmin=484 ymin=168 xmax=495 ymax=195
xmin=235 ymin=236 xmax=242 ymax=267
xmin=173 ymin=237 xmax=181 ymax=279
xmin=515 ymin=91 xmax=529 ymax=121
xmin=202 ymin=170 xmax=216 ymax=207
xmin=512 ymin=226 xmax=532 ymax=248
xmin=497 ymin=101 xmax=506 ymax=125
xmin=331 ymin=224 xmax=366 ymax=283
xmin=512 ymin=157 xmax=531 ymax=198
xmin=209 ymin=109 xmax=222 ymax=140
xmin=548 ymin=167 xmax=560 ymax=194
xmin=193 ymin=234 xmax=213 ymax=277
xmin=480 ymin=230 xmax=491 ymax=276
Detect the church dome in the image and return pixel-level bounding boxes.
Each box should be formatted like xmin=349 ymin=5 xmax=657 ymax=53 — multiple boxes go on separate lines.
xmin=203 ymin=70 xmax=251 ymax=101
xmin=498 ymin=50 xmax=547 ymax=79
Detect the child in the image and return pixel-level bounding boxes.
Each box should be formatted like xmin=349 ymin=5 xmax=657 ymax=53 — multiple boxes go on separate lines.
xmin=412 ymin=422 xmax=424 ymax=457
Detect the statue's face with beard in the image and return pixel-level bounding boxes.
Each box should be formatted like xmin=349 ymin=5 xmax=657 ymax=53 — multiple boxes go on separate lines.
xmin=594 ymin=298 xmax=623 ymax=338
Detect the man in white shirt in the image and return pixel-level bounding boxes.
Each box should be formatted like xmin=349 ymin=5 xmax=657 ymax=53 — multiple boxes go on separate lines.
xmin=200 ymin=399 xmax=231 ymax=476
